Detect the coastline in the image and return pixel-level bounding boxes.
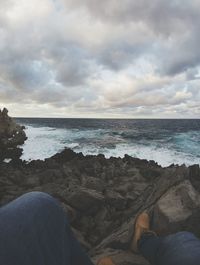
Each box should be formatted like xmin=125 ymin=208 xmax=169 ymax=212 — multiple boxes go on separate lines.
xmin=1 ymin=148 xmax=200 ymax=264
xmin=1 ymin=112 xmax=200 ymax=264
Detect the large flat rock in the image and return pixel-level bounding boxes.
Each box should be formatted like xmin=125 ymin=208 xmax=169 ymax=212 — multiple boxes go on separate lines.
xmin=152 ymin=180 xmax=200 ymax=236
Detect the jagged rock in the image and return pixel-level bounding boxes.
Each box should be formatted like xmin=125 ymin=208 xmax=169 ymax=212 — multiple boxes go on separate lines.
xmin=0 ymin=108 xmax=27 ymax=162
xmin=6 ymin=169 xmax=26 ymax=184
xmin=189 ymin=164 xmax=200 ymax=193
xmin=81 ymin=175 xmax=105 ymax=192
xmin=25 ymin=174 xmax=40 ymax=187
xmin=152 ymin=180 xmax=200 ymax=236
xmin=139 ymin=167 xmax=161 ymax=180
xmin=38 ymin=169 xmax=63 ymax=184
xmin=105 ymin=190 xmax=126 ymax=210
xmin=92 ymin=218 xmax=135 ymax=254
xmin=51 ymin=148 xmax=83 ymax=163
xmin=189 ymin=164 xmax=200 ymax=180
xmin=67 ymin=187 xmax=104 ymax=214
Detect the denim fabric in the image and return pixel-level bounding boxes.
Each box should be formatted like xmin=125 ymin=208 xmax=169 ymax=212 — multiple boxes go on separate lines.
xmin=138 ymin=232 xmax=162 ymax=264
xmin=139 ymin=231 xmax=200 ymax=265
xmin=0 ymin=192 xmax=94 ymax=265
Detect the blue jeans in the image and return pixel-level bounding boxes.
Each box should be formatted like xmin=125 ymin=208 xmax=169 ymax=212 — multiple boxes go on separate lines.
xmin=0 ymin=192 xmax=93 ymax=265
xmin=139 ymin=231 xmax=200 ymax=265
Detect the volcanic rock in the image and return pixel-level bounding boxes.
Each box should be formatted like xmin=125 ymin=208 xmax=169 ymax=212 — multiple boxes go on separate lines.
xmin=152 ymin=180 xmax=200 ymax=236
xmin=0 ymin=108 xmax=27 ymax=162
xmin=67 ymin=187 xmax=104 ymax=214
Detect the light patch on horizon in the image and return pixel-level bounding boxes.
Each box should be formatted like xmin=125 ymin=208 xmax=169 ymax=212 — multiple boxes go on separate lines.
xmin=0 ymin=0 xmax=200 ymax=118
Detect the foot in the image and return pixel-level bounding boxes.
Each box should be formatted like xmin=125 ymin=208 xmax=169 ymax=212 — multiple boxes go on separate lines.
xmin=130 ymin=211 xmax=150 ymax=253
xmin=97 ymin=257 xmax=116 ymax=265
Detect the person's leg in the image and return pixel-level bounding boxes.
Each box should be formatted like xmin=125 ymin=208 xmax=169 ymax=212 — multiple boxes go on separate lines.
xmin=138 ymin=231 xmax=200 ymax=265
xmin=156 ymin=231 xmax=200 ymax=265
xmin=0 ymin=191 xmax=94 ymax=265
xmin=131 ymin=212 xmax=200 ymax=265
xmin=138 ymin=232 xmax=162 ymax=265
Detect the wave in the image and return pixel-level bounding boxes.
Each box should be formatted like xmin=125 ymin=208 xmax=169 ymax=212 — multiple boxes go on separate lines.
xmin=20 ymin=125 xmax=200 ymax=167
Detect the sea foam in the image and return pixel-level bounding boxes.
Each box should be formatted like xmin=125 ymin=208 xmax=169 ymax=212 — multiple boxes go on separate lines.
xmin=21 ymin=124 xmax=200 ymax=167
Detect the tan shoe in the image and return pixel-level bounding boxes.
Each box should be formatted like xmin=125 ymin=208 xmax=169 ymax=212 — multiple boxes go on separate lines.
xmin=97 ymin=257 xmax=116 ymax=265
xmin=130 ymin=212 xmax=150 ymax=253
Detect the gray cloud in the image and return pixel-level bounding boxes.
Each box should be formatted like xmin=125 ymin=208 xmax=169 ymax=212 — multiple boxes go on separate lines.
xmin=63 ymin=0 xmax=200 ymax=75
xmin=63 ymin=0 xmax=198 ymax=34
xmin=0 ymin=0 xmax=200 ymax=117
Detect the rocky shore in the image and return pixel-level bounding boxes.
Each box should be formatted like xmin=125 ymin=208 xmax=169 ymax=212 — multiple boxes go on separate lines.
xmin=0 ymin=108 xmax=27 ymax=162
xmin=0 ymin=112 xmax=200 ymax=265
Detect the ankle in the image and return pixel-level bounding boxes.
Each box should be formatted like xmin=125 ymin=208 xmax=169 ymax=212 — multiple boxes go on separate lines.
xmin=138 ymin=231 xmax=157 ymax=249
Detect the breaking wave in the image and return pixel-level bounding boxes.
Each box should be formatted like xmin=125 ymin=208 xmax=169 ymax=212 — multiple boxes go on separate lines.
xmin=17 ymin=118 xmax=200 ymax=167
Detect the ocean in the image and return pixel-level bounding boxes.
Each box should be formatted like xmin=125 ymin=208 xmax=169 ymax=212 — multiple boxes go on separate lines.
xmin=15 ymin=118 xmax=200 ymax=167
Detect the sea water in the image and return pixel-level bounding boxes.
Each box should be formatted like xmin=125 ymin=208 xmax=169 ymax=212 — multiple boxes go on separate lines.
xmin=15 ymin=118 xmax=200 ymax=167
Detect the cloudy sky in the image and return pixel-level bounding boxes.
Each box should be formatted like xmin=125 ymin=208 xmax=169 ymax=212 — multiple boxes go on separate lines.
xmin=0 ymin=0 xmax=200 ymax=118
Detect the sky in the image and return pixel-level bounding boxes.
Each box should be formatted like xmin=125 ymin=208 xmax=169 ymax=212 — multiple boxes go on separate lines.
xmin=0 ymin=0 xmax=200 ymax=118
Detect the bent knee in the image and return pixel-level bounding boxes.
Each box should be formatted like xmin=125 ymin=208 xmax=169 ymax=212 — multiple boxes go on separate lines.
xmin=16 ymin=191 xmax=62 ymax=213
xmin=21 ymin=191 xmax=55 ymax=202
xmin=1 ymin=192 xmax=68 ymax=233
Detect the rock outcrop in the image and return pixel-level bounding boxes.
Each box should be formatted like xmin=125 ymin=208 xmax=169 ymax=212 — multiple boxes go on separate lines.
xmin=0 ymin=108 xmax=27 ymax=162
xmin=152 ymin=180 xmax=200 ymax=237
xmin=0 ymin=147 xmax=200 ymax=264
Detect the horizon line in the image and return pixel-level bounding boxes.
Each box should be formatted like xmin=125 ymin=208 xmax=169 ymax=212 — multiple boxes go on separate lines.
xmin=14 ymin=116 xmax=200 ymax=120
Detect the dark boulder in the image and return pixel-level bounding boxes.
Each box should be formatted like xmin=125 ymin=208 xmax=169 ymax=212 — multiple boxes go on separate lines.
xmin=67 ymin=187 xmax=104 ymax=214
xmin=0 ymin=108 xmax=27 ymax=162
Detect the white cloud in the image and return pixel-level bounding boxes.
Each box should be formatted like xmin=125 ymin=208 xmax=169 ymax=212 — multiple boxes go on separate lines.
xmin=0 ymin=0 xmax=200 ymax=117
